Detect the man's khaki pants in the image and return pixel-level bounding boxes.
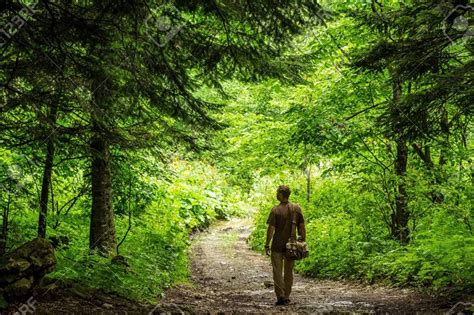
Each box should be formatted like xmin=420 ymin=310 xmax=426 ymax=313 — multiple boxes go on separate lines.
xmin=271 ymin=251 xmax=294 ymax=299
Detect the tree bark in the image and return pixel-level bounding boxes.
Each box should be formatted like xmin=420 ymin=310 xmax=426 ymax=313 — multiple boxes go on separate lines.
xmin=89 ymin=132 xmax=116 ymax=253
xmin=390 ymin=78 xmax=410 ymax=244
xmin=393 ymin=136 xmax=409 ymax=244
xmin=304 ymin=155 xmax=311 ymax=202
xmin=439 ymin=107 xmax=449 ymax=168
xmin=38 ymin=105 xmax=57 ymax=238
xmin=0 ymin=192 xmax=11 ymax=255
xmin=89 ymin=76 xmax=116 ymax=254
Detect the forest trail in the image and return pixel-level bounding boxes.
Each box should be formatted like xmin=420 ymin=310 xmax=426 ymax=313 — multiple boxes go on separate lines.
xmin=157 ymin=217 xmax=450 ymax=314
xmin=2 ymin=218 xmax=457 ymax=314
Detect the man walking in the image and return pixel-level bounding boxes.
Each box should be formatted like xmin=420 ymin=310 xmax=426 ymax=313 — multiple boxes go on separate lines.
xmin=265 ymin=185 xmax=306 ymax=306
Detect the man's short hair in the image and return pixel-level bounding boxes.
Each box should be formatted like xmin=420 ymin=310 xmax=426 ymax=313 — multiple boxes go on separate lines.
xmin=277 ymin=185 xmax=291 ymax=198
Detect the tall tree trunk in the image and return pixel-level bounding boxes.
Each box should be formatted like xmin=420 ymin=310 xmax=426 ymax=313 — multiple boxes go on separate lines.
xmin=89 ymin=77 xmax=116 ymax=254
xmin=0 ymin=192 xmax=11 ymax=255
xmin=393 ymin=136 xmax=409 ymax=244
xmin=38 ymin=104 xmax=58 ymax=238
xmin=390 ymin=78 xmax=410 ymax=244
xmin=304 ymin=154 xmax=311 ymax=202
xmin=89 ymin=131 xmax=116 ymax=253
xmin=306 ymin=166 xmax=311 ymax=203
xmin=439 ymin=107 xmax=449 ymax=168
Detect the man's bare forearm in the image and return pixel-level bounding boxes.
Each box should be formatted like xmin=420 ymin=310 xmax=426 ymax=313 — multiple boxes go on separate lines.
xmin=298 ymin=223 xmax=306 ymax=242
xmin=266 ymin=225 xmax=275 ymax=247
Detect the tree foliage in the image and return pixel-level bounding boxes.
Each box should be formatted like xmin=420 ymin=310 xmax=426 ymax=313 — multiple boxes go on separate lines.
xmin=0 ymin=0 xmax=472 ymax=303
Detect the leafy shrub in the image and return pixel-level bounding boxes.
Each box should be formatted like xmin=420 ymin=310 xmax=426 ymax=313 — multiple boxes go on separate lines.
xmin=4 ymin=159 xmax=241 ymax=302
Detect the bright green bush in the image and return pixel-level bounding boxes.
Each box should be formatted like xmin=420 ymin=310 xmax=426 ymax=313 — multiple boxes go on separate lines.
xmin=50 ymin=208 xmax=190 ymax=301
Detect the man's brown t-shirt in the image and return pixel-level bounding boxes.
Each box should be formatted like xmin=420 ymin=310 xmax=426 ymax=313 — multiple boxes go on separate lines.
xmin=266 ymin=202 xmax=304 ymax=253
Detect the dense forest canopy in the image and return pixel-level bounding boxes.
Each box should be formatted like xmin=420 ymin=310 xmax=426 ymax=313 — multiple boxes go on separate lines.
xmin=0 ymin=0 xmax=472 ymax=310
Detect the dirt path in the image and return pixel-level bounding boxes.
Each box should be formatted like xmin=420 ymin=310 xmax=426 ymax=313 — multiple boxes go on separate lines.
xmin=158 ymin=218 xmax=453 ymax=314
xmin=3 ymin=218 xmax=462 ymax=314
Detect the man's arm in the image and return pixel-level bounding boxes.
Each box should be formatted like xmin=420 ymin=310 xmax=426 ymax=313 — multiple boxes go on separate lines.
xmin=265 ymin=225 xmax=275 ymax=255
xmin=297 ymin=206 xmax=306 ymax=241
xmin=298 ymin=223 xmax=306 ymax=242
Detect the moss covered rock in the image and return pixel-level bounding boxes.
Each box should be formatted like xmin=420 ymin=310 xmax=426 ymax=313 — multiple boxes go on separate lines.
xmin=0 ymin=238 xmax=56 ymax=301
xmin=4 ymin=278 xmax=32 ymax=299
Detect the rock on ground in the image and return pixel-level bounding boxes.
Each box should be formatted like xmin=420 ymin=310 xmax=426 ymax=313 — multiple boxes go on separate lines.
xmin=0 ymin=238 xmax=56 ymax=301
